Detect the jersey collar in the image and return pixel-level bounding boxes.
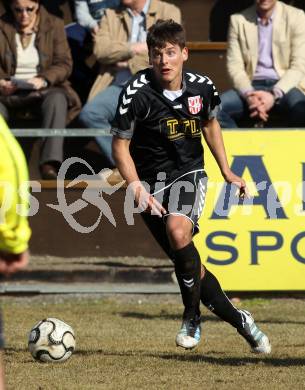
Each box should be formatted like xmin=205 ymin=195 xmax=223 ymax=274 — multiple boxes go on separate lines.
xmin=148 ymin=68 xmax=187 ymax=94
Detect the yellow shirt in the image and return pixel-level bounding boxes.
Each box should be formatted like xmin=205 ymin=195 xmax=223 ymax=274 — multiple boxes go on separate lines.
xmin=0 ymin=115 xmax=31 ymax=254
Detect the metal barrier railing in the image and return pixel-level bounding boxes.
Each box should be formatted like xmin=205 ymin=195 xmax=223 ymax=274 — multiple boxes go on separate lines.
xmin=11 ymin=128 xmax=305 ymax=137
xmin=11 ymin=128 xmax=111 ymax=137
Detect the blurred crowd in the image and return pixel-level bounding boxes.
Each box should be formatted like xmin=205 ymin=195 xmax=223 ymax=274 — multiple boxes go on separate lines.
xmin=0 ymin=0 xmax=305 ymax=179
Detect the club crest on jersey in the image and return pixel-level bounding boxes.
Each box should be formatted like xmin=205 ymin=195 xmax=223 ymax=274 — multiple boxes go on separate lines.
xmin=188 ymin=96 xmax=202 ymax=114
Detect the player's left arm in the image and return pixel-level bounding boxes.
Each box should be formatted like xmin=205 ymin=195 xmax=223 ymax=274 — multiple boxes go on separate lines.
xmin=0 ymin=116 xmax=31 ymax=274
xmin=202 ymin=117 xmax=249 ymax=198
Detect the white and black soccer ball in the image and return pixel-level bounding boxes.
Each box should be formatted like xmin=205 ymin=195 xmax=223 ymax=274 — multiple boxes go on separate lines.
xmin=28 ymin=318 xmax=75 ymax=363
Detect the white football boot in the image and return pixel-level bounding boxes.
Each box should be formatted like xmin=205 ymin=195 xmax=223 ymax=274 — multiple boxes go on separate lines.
xmin=176 ymin=317 xmax=201 ymax=350
xmin=237 ymin=310 xmax=271 ymax=354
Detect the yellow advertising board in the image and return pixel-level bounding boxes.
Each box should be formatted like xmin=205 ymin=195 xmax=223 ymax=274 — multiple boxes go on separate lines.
xmin=194 ymin=130 xmax=305 ymax=291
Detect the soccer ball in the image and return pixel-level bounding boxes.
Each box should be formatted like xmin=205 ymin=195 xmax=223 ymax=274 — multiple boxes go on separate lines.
xmin=28 ymin=318 xmax=76 ymax=362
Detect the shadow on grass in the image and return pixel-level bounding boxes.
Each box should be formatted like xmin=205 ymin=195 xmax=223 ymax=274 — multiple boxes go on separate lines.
xmin=258 ymin=319 xmax=305 ymax=325
xmin=74 ymin=349 xmax=305 ymax=367
xmin=159 ymin=354 xmax=305 ymax=367
xmin=118 ymin=312 xmax=220 ymax=322
xmin=70 ymin=261 xmax=172 ymax=269
xmin=118 ymin=311 xmax=305 ymax=325
xmin=6 ymin=346 xmax=305 ymax=367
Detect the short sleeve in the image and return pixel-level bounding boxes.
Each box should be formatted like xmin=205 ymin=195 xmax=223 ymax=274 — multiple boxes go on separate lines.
xmin=111 ymin=90 xmax=137 ymax=139
xmin=207 ymin=79 xmax=221 ymax=120
xmin=111 ymin=76 xmax=149 ymax=139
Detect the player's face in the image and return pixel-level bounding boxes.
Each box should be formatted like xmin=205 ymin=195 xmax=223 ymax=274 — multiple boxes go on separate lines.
xmin=11 ymin=0 xmax=39 ymax=28
xmin=149 ymin=42 xmax=188 ymax=90
xmin=256 ymin=0 xmax=277 ymax=13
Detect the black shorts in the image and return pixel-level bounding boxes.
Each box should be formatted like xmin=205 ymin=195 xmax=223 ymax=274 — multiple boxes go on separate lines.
xmin=153 ymin=169 xmax=208 ymax=234
xmin=141 ymin=169 xmax=208 ymax=261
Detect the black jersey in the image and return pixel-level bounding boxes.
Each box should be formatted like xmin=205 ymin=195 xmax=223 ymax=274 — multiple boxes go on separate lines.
xmin=111 ymin=68 xmax=221 ymax=186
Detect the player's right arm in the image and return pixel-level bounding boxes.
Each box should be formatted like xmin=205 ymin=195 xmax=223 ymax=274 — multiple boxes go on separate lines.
xmin=112 ymin=137 xmax=140 ymax=186
xmin=111 ymin=74 xmax=166 ymax=216
xmin=112 ymin=136 xmax=166 ymax=217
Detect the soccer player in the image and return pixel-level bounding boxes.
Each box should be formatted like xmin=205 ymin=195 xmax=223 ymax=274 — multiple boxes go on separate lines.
xmin=112 ymin=19 xmax=271 ymax=353
xmin=0 ymin=115 xmax=31 ymax=389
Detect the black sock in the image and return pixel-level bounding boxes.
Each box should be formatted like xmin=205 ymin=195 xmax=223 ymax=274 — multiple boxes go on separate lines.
xmin=173 ymin=242 xmax=201 ymax=320
xmin=200 ymin=269 xmax=242 ymax=329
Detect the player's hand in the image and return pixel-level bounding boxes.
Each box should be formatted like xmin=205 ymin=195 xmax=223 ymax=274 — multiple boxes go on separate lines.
xmin=27 ymin=77 xmax=47 ymax=90
xmin=0 ymin=250 xmax=29 ymax=275
xmin=0 ymin=79 xmax=18 ymax=96
xmin=133 ymin=185 xmax=167 ymax=217
xmin=223 ymin=170 xmax=250 ymax=199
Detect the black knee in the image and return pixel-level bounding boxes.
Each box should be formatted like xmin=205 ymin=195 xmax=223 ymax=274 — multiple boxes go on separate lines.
xmin=173 ymin=242 xmax=201 ymax=276
xmin=200 ymin=268 xmax=222 ymax=307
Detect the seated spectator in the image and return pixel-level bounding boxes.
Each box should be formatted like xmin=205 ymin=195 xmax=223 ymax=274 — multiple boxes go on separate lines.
xmin=217 ymin=0 xmax=305 ymax=129
xmin=65 ymin=0 xmax=120 ymax=101
xmin=74 ymin=0 xmax=120 ymax=32
xmin=209 ymin=0 xmax=305 ymax=42
xmin=79 ymin=0 xmax=181 ymax=169
xmin=0 ymin=0 xmax=81 ymax=179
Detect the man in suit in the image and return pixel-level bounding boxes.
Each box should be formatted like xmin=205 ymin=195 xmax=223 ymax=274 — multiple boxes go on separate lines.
xmin=218 ymin=0 xmax=305 ymax=128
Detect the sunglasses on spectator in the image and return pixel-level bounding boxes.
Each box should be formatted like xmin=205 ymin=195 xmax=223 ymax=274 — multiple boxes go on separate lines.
xmin=13 ymin=6 xmax=36 ymax=14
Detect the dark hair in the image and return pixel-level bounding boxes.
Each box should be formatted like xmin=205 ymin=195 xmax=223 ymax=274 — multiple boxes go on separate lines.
xmin=147 ymin=19 xmax=186 ymax=51
xmin=3 ymin=0 xmax=40 ymax=13
xmin=5 ymin=0 xmax=40 ymax=5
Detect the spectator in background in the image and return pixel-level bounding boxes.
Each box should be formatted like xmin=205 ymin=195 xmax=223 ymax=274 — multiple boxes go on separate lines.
xmin=66 ymin=1 xmax=120 ymax=100
xmin=217 ymin=0 xmax=305 ymax=129
xmin=0 ymin=0 xmax=81 ymax=179
xmin=79 ymin=0 xmax=181 ymax=170
xmin=209 ymin=0 xmax=304 ymax=42
xmin=74 ymin=0 xmax=120 ymax=33
xmin=0 ymin=115 xmax=31 ymax=388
